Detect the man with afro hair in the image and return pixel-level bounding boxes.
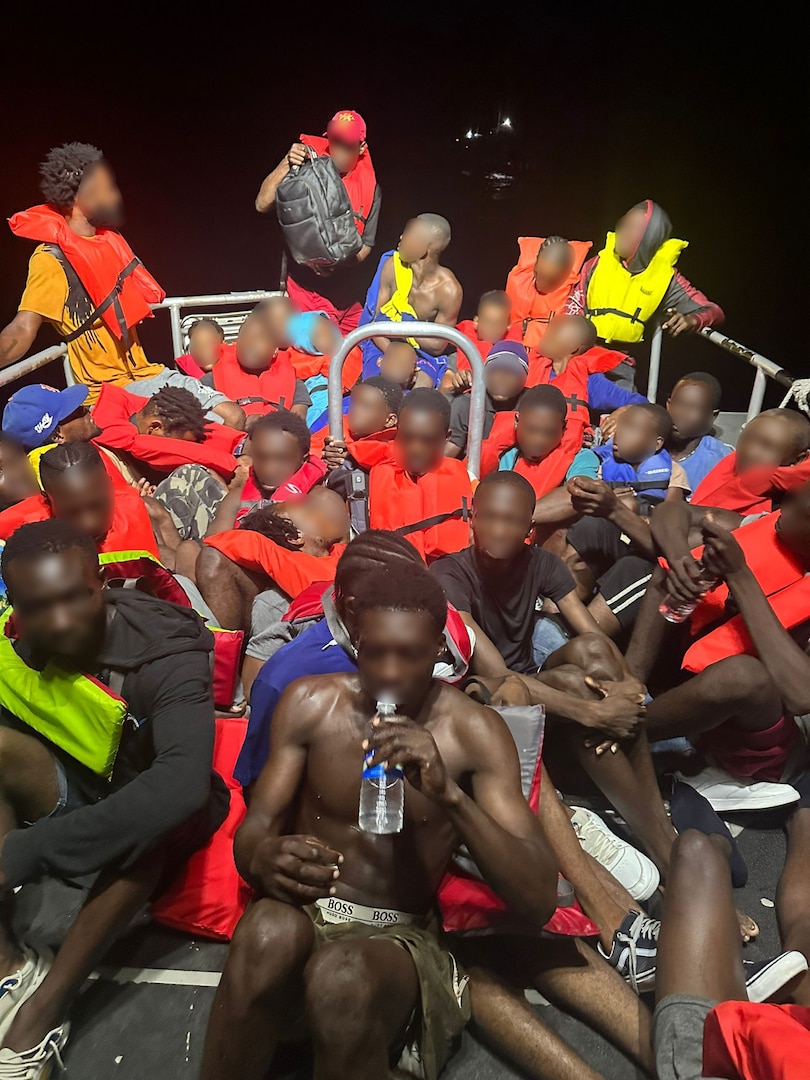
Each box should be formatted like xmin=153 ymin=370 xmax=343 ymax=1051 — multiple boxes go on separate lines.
xmin=1 ymin=143 xmax=166 ymax=401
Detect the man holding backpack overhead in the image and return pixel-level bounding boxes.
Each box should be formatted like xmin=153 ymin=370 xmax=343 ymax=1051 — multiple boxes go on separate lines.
xmin=255 ymin=110 xmax=382 ymax=332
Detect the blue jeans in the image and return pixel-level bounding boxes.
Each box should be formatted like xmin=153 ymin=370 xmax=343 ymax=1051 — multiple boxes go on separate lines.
xmin=532 ymin=617 xmax=570 ymax=670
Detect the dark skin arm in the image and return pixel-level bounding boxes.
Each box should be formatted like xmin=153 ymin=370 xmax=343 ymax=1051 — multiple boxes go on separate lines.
xmin=205 ymin=463 xmax=251 ymax=538
xmin=649 ymin=501 xmax=745 ymax=604
xmin=455 ymin=612 xmax=510 ymax=677
xmin=532 ymin=486 xmax=581 ymax=528
xmin=567 ymin=477 xmax=657 ymax=560
xmin=366 ymin=704 xmax=558 ymax=922
xmin=236 ymin=683 xmax=343 ymax=904
xmin=255 ymin=142 xmax=306 ymax=213
xmin=702 ymin=521 xmax=810 ymax=715
xmin=0 ymin=310 xmax=43 ymax=370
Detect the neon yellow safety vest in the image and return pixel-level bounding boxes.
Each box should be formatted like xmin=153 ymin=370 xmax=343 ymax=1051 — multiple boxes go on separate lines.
xmin=585 ymin=232 xmax=688 ymax=343
xmin=380 ymin=252 xmax=420 ymax=348
xmin=0 ymin=630 xmax=127 ymax=779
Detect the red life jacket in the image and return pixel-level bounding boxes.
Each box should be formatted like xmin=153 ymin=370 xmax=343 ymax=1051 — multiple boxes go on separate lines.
xmin=682 ymin=511 xmax=810 ymax=673
xmin=454 ymin=320 xmax=491 ymax=372
xmin=479 ymin=410 xmax=584 ymax=498
xmin=211 ymin=343 xmax=298 ymax=417
xmin=505 ymin=237 xmax=592 ymax=349
xmin=346 ymin=437 xmax=473 ymax=562
xmin=234 ymin=458 xmax=328 ymax=525
xmin=205 ymin=529 xmax=345 ymax=598
xmin=92 ymin=383 xmax=242 ymax=480
xmin=692 ymin=451 xmax=810 ymax=515
xmin=526 ymin=348 xmax=624 ymax=436
xmin=8 ymin=204 xmax=165 ymax=341
xmin=278 ymin=344 xmax=362 ymax=393
xmin=702 ymin=1000 xmax=810 ymax=1080
xmin=300 ymin=135 xmax=377 ymax=235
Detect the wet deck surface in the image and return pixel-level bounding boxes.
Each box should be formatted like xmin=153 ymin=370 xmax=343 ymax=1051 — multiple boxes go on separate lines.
xmin=14 ymin=819 xmax=785 ymax=1079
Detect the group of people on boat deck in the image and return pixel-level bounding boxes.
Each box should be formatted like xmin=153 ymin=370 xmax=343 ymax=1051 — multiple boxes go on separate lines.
xmin=0 ymin=115 xmax=809 ymax=1080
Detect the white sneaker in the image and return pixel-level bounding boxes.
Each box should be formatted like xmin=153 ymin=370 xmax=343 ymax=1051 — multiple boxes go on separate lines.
xmin=674 ymin=766 xmax=800 ymax=812
xmin=0 ymin=948 xmax=53 ymax=1043
xmin=0 ymin=1024 xmax=69 ymax=1078
xmin=569 ymin=805 xmax=660 ymax=902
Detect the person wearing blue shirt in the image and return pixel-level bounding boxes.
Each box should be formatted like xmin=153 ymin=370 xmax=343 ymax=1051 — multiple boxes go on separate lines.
xmin=665 ymin=371 xmax=733 ymax=491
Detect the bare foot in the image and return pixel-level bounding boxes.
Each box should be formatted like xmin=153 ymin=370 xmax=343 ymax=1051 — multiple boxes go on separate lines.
xmin=737 ymin=909 xmax=760 ymax=943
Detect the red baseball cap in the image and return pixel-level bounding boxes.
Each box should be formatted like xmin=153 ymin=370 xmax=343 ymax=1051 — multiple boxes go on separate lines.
xmin=325 ymin=110 xmax=367 ymax=144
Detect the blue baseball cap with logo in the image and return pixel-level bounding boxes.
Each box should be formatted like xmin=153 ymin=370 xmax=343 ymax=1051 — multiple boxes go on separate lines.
xmin=2 ymin=384 xmax=90 ymax=450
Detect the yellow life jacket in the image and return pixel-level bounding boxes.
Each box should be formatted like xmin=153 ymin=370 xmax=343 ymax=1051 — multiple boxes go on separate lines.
xmin=0 ymin=629 xmax=127 ymax=779
xmin=585 ymin=232 xmax=688 ymax=343
xmin=380 ymin=252 xmax=420 ymax=348
xmin=27 ymin=443 xmax=56 ymax=486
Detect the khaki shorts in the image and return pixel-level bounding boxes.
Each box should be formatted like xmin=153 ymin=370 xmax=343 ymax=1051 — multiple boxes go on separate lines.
xmin=306 ymin=901 xmax=470 ymax=1080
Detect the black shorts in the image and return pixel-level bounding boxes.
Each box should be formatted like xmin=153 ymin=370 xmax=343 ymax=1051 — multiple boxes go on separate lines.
xmin=567 ymin=517 xmax=654 ymax=630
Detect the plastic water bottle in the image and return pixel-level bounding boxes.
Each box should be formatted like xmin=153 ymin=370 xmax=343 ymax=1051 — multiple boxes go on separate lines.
xmin=658 ymin=561 xmax=720 ymax=623
xmin=358 ymin=697 xmax=404 ymax=834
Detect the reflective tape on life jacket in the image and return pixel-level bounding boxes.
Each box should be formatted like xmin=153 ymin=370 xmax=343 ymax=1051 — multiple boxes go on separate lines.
xmin=585 ymin=232 xmax=687 ymax=343
xmin=0 ymin=631 xmax=126 ymax=778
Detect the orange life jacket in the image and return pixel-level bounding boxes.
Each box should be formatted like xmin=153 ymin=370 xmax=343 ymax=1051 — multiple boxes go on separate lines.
xmin=505 ymin=237 xmax=592 ymax=349
xmin=347 ymin=438 xmax=473 ymax=562
xmin=682 ymin=511 xmax=810 ymax=674
xmin=9 ymin=205 xmax=165 ymax=342
xmin=278 ymin=344 xmax=363 ymax=390
xmin=692 ymin=451 xmax=810 ymax=515
xmin=703 ymin=1000 xmax=810 ymax=1080
xmin=92 ymin=384 xmax=242 ymax=480
xmin=300 ymin=135 xmax=377 ymax=236
xmin=479 ymin=410 xmax=584 ymax=498
xmin=211 ymin=343 xmax=298 ymax=417
xmin=454 ymin=320 xmax=491 ymax=372
xmin=204 ymin=530 xmax=345 ymax=598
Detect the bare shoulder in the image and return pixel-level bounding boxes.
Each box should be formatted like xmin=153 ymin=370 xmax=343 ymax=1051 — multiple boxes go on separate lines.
xmin=436 ymin=266 xmax=462 ymax=298
xmin=274 ymin=671 xmax=361 ymax=741
xmin=436 ymin=683 xmax=514 ymax=750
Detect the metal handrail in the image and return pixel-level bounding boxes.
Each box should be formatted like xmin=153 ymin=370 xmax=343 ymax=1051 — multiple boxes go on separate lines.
xmin=328 ymin=322 xmax=487 ymax=479
xmin=151 ymin=290 xmax=283 ymax=356
xmin=0 ymin=343 xmax=68 ymax=389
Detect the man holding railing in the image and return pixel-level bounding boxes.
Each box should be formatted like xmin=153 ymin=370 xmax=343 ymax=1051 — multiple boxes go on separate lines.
xmin=0 ymin=143 xmax=165 ymax=403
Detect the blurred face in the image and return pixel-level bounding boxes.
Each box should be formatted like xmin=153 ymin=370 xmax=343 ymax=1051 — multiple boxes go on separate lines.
xmin=55 ymin=405 xmax=102 ymax=444
xmin=666 ymin=381 xmax=717 ymax=442
xmin=736 ymin=415 xmax=807 ymax=474
xmin=485 ymin=364 xmax=526 ymax=403
xmin=356 ymin=608 xmax=443 ymax=707
xmin=188 ymin=325 xmax=224 ymax=371
xmin=76 ymin=161 xmax=124 ymax=230
xmin=613 ymin=407 xmax=662 ymax=464
xmin=533 ymin=244 xmax=574 ymax=294
xmin=775 ymin=483 xmax=810 ymax=560
xmin=283 ymin=489 xmax=350 ymax=548
xmin=471 ymin=483 xmax=533 ymax=562
xmin=328 ymin=137 xmax=363 ymax=175
xmin=311 ymin=316 xmax=340 ymax=357
xmin=396 ymin=407 xmax=448 ymax=476
xmin=614 ymin=207 xmax=648 ymax=262
xmin=515 ymin=406 xmax=565 ymax=462
xmin=475 ymin=303 xmax=510 ymax=345
xmin=347 ymin=384 xmax=396 ymax=438
xmin=539 ymin=315 xmax=589 ymax=361
xmin=133 ymin=409 xmax=197 ymax=441
xmin=236 ymin=315 xmax=276 ymax=371
xmin=6 ymin=549 xmax=106 ymax=661
xmin=261 ymin=297 xmax=296 ymax=349
xmin=46 ymin=469 xmax=115 ymax=542
xmin=397 ymin=219 xmax=432 ymax=265
xmin=0 ymin=440 xmax=39 ymax=509
xmin=248 ymin=428 xmax=306 ymax=493
xmin=379 ymin=343 xmax=417 ymax=389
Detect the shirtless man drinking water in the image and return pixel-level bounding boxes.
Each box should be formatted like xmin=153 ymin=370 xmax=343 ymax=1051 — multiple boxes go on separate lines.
xmin=201 ymin=564 xmax=557 ymax=1080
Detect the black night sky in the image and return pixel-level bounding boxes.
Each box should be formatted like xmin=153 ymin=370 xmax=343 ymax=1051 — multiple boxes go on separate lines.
xmin=1 ymin=6 xmax=805 ymax=409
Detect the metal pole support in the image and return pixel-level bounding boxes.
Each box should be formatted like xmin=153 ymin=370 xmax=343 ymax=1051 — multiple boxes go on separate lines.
xmin=169 ymin=305 xmax=184 ymax=358
xmin=647 ymin=324 xmax=663 ymax=403
xmin=747 ymin=368 xmax=768 ymax=422
xmin=328 ymin=323 xmax=487 ymax=479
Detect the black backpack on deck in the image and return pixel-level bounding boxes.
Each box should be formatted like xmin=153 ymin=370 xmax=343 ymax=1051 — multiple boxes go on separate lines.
xmin=275 ymin=149 xmax=363 ymax=272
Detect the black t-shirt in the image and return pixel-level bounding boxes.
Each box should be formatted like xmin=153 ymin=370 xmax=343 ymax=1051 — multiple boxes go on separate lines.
xmin=448 ymin=392 xmax=522 ymax=455
xmin=431 ymin=546 xmax=575 ymax=673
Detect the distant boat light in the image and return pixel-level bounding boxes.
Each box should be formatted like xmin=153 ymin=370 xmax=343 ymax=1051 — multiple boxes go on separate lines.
xmin=466 ymin=129 xmax=473 ymax=139
xmin=502 ymin=117 xmax=512 ymax=128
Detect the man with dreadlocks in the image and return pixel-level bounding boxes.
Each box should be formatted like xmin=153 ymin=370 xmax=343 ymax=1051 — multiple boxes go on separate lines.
xmin=0 ymin=143 xmax=165 ymax=401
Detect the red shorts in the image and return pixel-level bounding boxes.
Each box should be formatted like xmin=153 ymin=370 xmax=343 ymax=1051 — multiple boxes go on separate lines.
xmin=701 ymin=713 xmax=800 ymax=783
xmin=286 ymin=278 xmax=362 ymax=333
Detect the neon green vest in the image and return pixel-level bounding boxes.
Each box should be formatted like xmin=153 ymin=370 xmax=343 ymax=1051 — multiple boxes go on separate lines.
xmin=0 ymin=631 xmax=127 ymax=779
xmin=585 ymin=231 xmax=688 ymax=343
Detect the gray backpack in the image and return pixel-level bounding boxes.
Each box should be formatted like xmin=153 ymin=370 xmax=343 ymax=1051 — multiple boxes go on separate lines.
xmin=275 ymin=149 xmax=363 ymax=272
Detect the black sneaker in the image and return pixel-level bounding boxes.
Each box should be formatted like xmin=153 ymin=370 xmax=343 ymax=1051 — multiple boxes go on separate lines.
xmin=598 ymin=910 xmax=659 ymax=993
xmin=744 ymin=951 xmax=808 ymax=1003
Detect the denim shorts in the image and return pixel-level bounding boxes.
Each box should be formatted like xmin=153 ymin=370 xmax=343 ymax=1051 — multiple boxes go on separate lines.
xmin=45 ymin=755 xmax=92 ymax=820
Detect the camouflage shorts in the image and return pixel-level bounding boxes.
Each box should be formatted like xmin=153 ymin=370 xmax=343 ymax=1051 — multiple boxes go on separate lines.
xmin=152 ymin=464 xmax=227 ymax=541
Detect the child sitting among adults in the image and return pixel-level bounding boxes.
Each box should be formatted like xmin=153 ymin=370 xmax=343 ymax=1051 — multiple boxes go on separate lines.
xmin=175 ymin=318 xmax=225 ymax=379
xmin=665 ymin=371 xmax=732 ymax=490
xmin=346 ymin=387 xmax=473 ymax=562
xmin=441 ymin=289 xmax=513 ymax=385
xmin=378 ymin=339 xmax=419 ymax=390
xmin=445 ymin=341 xmax=530 ymax=459
xmin=202 ymin=300 xmax=311 ymax=420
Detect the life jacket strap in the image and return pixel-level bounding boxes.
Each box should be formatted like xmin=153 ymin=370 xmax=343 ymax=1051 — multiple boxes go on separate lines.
xmin=62 ymin=257 xmax=142 ymax=349
xmin=605 ymin=478 xmax=670 ymax=492
xmin=348 ymin=469 xmax=370 ymax=535
xmin=396 ymin=497 xmax=470 ymax=538
xmin=585 ymin=305 xmax=645 ymax=326
xmin=233 ymin=396 xmax=287 ymax=409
